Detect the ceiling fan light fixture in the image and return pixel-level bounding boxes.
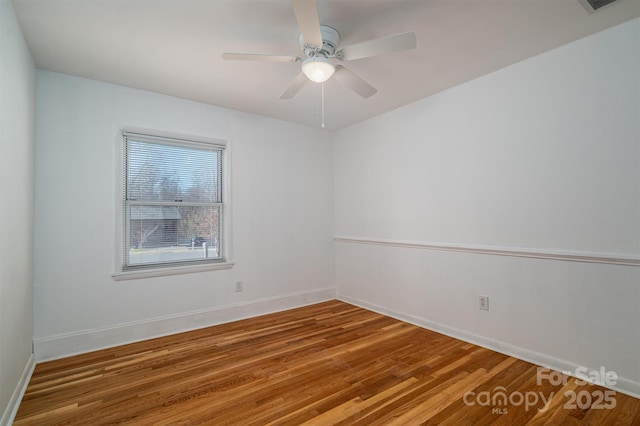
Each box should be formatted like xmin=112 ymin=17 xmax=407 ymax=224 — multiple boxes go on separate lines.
xmin=302 ymin=56 xmax=335 ymax=83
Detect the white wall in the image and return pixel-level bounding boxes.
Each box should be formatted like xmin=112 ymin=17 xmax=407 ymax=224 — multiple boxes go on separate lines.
xmin=0 ymin=0 xmax=36 ymax=422
xmin=334 ymin=19 xmax=640 ymax=395
xmin=33 ymin=71 xmax=335 ymax=360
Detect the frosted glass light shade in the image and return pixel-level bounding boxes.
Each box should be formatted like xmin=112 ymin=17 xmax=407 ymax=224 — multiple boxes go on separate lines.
xmin=301 ymin=56 xmax=336 ymax=83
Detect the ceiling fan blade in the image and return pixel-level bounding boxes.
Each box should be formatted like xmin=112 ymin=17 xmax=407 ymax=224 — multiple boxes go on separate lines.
xmin=333 ymin=66 xmax=377 ymax=99
xmin=338 ymin=32 xmax=417 ymax=61
xmin=279 ymin=72 xmax=308 ymax=99
xmin=291 ymin=0 xmax=323 ymax=48
xmin=222 ymin=53 xmax=300 ymax=63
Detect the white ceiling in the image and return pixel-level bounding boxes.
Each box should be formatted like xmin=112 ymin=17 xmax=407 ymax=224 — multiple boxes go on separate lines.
xmin=11 ymin=0 xmax=640 ymax=130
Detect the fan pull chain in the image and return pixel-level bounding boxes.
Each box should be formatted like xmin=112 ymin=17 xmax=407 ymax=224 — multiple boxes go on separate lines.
xmin=312 ymin=83 xmax=317 ymax=119
xmin=321 ymin=82 xmax=326 ymax=129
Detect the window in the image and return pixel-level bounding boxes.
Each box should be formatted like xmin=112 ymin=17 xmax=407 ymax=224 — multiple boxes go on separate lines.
xmin=122 ymin=131 xmax=226 ymax=270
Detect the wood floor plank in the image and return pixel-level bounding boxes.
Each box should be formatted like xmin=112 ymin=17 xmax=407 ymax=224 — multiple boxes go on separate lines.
xmin=14 ymin=300 xmax=640 ymax=425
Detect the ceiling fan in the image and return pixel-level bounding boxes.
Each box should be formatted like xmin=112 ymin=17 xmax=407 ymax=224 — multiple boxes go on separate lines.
xmin=222 ymin=0 xmax=417 ymax=100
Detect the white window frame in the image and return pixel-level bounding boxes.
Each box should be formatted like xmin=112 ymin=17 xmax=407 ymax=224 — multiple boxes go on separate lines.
xmin=112 ymin=129 xmax=233 ymax=281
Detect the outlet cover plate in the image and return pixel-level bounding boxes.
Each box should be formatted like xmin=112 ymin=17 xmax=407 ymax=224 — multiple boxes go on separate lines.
xmin=479 ymin=295 xmax=489 ymax=311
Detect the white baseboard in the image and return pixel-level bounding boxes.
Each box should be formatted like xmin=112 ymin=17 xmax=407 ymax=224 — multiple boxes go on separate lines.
xmin=337 ymin=293 xmax=640 ymax=399
xmin=35 ymin=287 xmax=336 ymax=362
xmin=1 ymin=353 xmax=35 ymax=426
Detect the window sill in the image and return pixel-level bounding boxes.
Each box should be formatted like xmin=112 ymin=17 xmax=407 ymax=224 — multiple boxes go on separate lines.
xmin=112 ymin=261 xmax=235 ymax=281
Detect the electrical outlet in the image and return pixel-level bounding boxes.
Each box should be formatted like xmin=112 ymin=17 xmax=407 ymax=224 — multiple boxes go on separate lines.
xmin=235 ymin=281 xmax=243 ymax=292
xmin=479 ymin=295 xmax=489 ymax=311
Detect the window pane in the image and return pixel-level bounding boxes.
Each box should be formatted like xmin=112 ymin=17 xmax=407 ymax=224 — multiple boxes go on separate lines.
xmin=126 ymin=204 xmax=221 ymax=267
xmin=122 ymin=132 xmax=226 ymax=270
xmin=126 ymin=139 xmax=222 ymax=203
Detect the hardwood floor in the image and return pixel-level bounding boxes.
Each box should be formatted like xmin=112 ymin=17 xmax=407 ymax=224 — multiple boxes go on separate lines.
xmin=15 ymin=300 xmax=640 ymax=425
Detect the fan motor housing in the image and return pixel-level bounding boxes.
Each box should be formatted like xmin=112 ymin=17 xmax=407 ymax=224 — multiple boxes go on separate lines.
xmin=299 ymin=25 xmax=340 ymax=57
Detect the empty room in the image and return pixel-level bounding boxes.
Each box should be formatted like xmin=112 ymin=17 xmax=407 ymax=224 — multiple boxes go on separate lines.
xmin=1 ymin=0 xmax=639 ymax=424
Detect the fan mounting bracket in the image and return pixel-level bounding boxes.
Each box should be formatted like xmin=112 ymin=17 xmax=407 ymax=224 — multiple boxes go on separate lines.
xmin=299 ymin=25 xmax=340 ymax=58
